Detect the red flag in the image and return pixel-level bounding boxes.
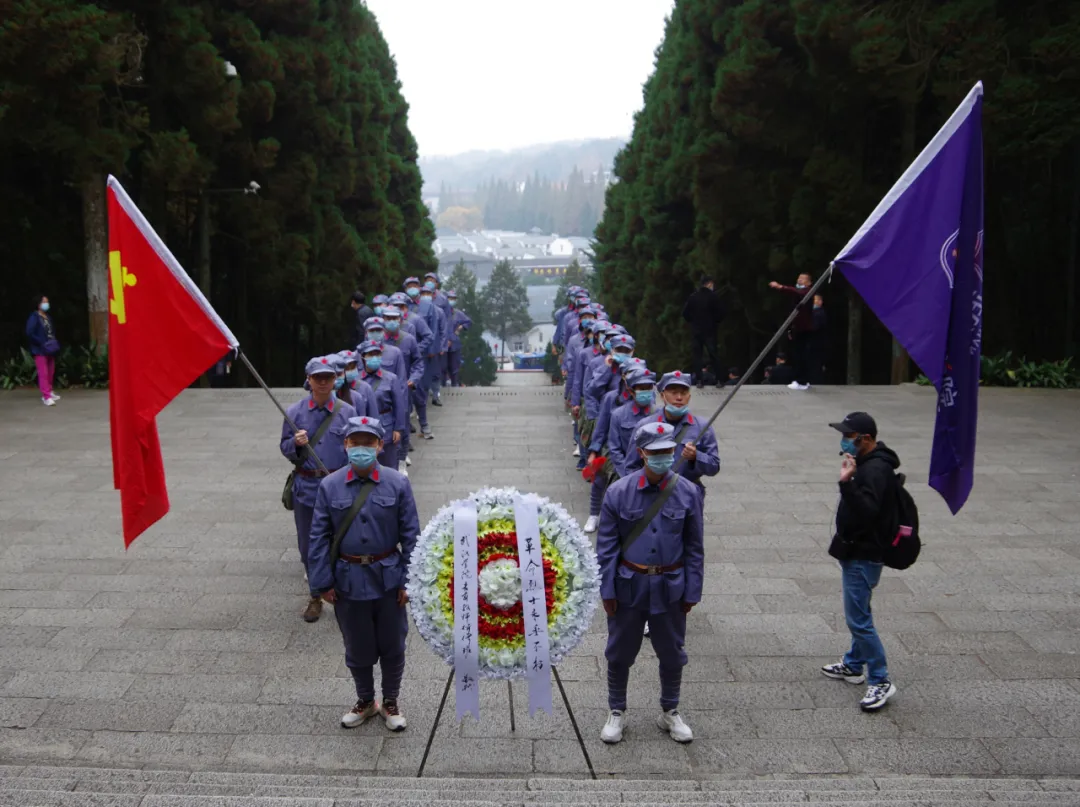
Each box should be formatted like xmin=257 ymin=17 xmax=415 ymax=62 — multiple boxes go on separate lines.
xmin=107 ymin=176 xmax=237 ymax=547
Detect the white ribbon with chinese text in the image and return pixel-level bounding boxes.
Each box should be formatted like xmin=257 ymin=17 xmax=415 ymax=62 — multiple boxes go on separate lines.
xmin=513 ymin=494 xmax=553 ymax=716
xmin=453 ymin=500 xmax=480 ymax=721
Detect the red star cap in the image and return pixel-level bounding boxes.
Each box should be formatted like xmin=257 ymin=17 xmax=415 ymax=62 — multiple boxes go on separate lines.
xmin=321 ymin=358 xmax=328 ymax=364
xmin=657 ymin=425 xmax=665 ymax=433
xmin=674 ymin=371 xmax=681 ymax=377
xmin=361 ymin=417 xmax=368 ymax=424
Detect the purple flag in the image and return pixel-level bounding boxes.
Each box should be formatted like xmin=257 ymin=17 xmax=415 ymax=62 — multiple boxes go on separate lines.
xmin=834 ymin=83 xmax=984 ymax=514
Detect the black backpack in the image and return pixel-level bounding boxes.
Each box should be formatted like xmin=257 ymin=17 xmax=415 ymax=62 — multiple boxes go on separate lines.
xmin=882 ymin=472 xmax=921 ymax=569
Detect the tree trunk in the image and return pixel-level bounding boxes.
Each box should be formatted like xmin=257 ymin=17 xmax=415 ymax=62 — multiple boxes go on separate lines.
xmin=890 ymin=88 xmax=918 ymax=384
xmin=83 ymin=174 xmax=109 ymax=350
xmin=847 ymin=292 xmax=862 ymax=385
xmin=1065 ymin=141 xmax=1080 ymax=357
xmin=198 ymin=192 xmax=212 ymax=388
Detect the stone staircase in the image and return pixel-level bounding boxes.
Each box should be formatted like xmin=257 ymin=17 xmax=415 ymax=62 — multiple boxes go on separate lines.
xmin=2 ymin=765 xmax=1080 ymax=807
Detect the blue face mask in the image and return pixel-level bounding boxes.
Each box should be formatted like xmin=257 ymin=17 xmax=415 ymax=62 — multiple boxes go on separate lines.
xmin=665 ymin=403 xmax=690 ymax=419
xmin=644 ymin=453 xmax=675 ymax=475
xmin=840 ymin=437 xmax=858 ymax=455
xmin=347 ymin=446 xmax=378 ymax=469
xmin=373 ymin=306 xmax=383 ymax=316
xmin=364 ymin=357 xmax=382 ymax=372
xmin=40 ymin=302 xmax=50 ymax=312
xmin=334 ymin=376 xmax=344 ymax=389
xmin=345 ymin=369 xmax=359 ymax=383
xmin=613 ymin=352 xmax=631 ymax=365
xmin=634 ymin=390 xmax=654 ymax=407
xmin=423 ymin=281 xmax=436 ymax=291
xmin=580 ymin=318 xmax=594 ymax=328
xmin=406 ymin=287 xmax=420 ymax=299
xmin=449 ymin=299 xmax=457 ymax=307
xmin=368 ymin=330 xmax=385 ymax=343
xmin=796 ymin=283 xmax=807 ymax=290
xmin=385 ymin=320 xmax=400 ymax=333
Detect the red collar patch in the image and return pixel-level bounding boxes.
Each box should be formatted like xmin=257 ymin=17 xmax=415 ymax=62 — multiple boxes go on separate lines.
xmin=308 ymin=396 xmax=335 ymax=412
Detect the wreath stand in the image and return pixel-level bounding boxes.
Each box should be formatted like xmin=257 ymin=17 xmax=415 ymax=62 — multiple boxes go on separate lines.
xmin=416 ymin=667 xmax=596 ymax=779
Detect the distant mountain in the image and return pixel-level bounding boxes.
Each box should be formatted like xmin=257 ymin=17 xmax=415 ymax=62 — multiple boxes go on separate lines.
xmin=420 ymin=138 xmax=626 ymax=193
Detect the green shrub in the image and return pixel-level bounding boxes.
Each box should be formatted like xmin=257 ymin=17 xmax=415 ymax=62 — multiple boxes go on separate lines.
xmin=915 ymin=351 xmax=1078 ymax=389
xmin=0 ymin=344 xmax=109 ymax=390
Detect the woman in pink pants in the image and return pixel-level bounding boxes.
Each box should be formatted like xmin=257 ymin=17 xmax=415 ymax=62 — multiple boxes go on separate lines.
xmin=25 ymin=295 xmax=60 ymax=406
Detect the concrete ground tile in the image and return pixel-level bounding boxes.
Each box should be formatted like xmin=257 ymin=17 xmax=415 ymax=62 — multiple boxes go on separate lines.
xmin=76 ymin=730 xmax=235 ymax=768
xmin=0 ymin=591 xmax=97 ymax=609
xmin=13 ymin=609 xmax=133 ymax=629
xmin=980 ymin=653 xmax=1080 ymax=680
xmin=705 ymin=613 xmax=834 ymax=634
xmin=902 ymin=679 xmax=1080 ymax=711
xmin=123 ymin=608 xmax=241 ymax=630
xmin=16 ymin=765 xmax=189 ymax=781
xmin=937 ymin=610 xmax=1063 ymax=632
xmin=836 ymin=739 xmax=1001 ymax=774
xmin=751 ymin=707 xmax=900 ymax=739
xmin=170 ymin=702 xmax=316 ymax=735
xmin=688 ymin=739 xmax=848 ymax=775
xmin=46 ymin=628 xmax=173 ymax=651
xmin=123 ymin=674 xmax=265 ymax=703
xmin=377 ymin=737 xmax=530 ymax=775
xmin=163 ymin=630 xmax=291 ymax=653
xmin=80 ymin=649 xmax=216 ymax=674
xmin=0 ymin=672 xmax=134 ymax=700
xmin=986 ymin=739 xmax=1080 ymax=775
xmin=0 ymin=792 xmax=146 ymax=806
xmin=1025 ymin=706 xmax=1080 ymax=739
xmin=187 ymin=771 xmax=361 ymax=786
xmin=34 ymin=699 xmax=185 ymax=733
xmin=0 ymin=647 xmax=99 ymax=673
xmin=0 ymin=697 xmax=49 ymax=728
xmin=891 ymin=707 xmax=1049 ymax=739
xmin=1017 ymin=631 xmax=1080 ymax=654
xmin=139 ymin=797 xmax=332 ymax=807
xmin=886 ymin=654 xmax=997 ymax=681
xmin=669 ymin=707 xmax=758 ymax=739
xmin=226 ymin=732 xmax=381 ymax=773
xmin=258 ymin=677 xmax=358 ymax=706
xmin=536 ymin=737 xmax=690 ymax=775
xmin=897 ymin=631 xmax=1032 ymax=655
xmin=0 ymin=727 xmax=90 ymax=761
xmin=0 ymin=626 xmax=62 ymax=648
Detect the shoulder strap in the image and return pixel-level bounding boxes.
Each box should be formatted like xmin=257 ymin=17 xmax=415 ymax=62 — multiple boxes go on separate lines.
xmin=368 ymin=375 xmax=382 ymax=393
xmin=621 ymin=474 xmax=682 ymax=553
xmin=296 ymin=409 xmax=337 ymax=467
xmin=330 ymin=480 xmax=378 ymax=565
xmin=672 ymin=420 xmax=693 ymax=444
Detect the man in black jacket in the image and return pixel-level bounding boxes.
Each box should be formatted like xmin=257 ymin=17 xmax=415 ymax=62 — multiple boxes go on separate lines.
xmin=681 ymin=277 xmax=725 ymax=388
xmin=350 ymin=292 xmax=375 ymax=345
xmin=822 ymin=412 xmax=899 ymax=712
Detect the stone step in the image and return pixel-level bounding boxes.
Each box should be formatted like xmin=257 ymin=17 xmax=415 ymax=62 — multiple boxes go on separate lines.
xmin=3 ymin=792 xmax=1079 ymax=807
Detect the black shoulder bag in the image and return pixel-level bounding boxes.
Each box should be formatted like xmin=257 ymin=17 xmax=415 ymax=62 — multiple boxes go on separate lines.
xmin=281 ymin=412 xmax=338 ymax=511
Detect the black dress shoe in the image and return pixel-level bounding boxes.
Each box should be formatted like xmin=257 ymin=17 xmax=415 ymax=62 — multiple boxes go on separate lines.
xmin=431 ymin=398 xmax=443 ymax=407
xmin=409 ymin=424 xmax=416 ymax=434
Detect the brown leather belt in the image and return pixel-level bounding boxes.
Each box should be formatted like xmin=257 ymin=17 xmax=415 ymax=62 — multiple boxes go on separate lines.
xmin=621 ymin=559 xmax=683 ymax=576
xmin=295 ymin=467 xmax=339 ymax=479
xmin=340 ymin=549 xmax=398 ymax=565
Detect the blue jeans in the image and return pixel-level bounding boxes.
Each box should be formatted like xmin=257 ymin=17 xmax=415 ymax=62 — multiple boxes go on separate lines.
xmin=840 ymin=559 xmax=888 ymax=685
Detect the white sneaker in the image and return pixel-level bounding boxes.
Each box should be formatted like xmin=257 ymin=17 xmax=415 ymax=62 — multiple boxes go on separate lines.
xmin=787 ymin=381 xmax=801 ymax=390
xmin=797 ymin=383 xmax=811 ymax=390
xmin=42 ymin=397 xmax=55 ymax=407
xmin=398 ymin=461 xmax=409 ymax=477
xmin=584 ymin=515 xmax=599 ymax=533
xmin=572 ymin=446 xmax=581 ymax=458
xmin=643 ymin=621 xmax=650 ymax=637
xmin=405 ymin=456 xmax=412 ymax=466
xmin=341 ymin=699 xmax=379 ymax=728
xmin=600 ymin=710 xmax=625 ymax=743
xmin=657 ymin=709 xmax=693 ymax=743
xmin=380 ymin=699 xmax=407 ymax=731
xmin=49 ymin=393 xmax=61 ymax=401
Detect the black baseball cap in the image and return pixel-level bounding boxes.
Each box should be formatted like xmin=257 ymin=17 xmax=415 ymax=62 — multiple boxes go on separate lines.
xmin=829 ymin=411 xmax=877 ymax=438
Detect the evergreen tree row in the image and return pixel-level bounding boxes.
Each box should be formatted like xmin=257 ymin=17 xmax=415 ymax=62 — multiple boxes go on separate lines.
xmin=0 ymin=0 xmax=435 ymax=385
xmin=593 ymin=0 xmax=1080 ymax=382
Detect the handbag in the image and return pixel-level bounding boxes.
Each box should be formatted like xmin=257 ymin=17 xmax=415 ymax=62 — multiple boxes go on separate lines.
xmin=42 ymin=339 xmax=60 ymax=356
xmin=281 ymin=412 xmax=338 ymax=511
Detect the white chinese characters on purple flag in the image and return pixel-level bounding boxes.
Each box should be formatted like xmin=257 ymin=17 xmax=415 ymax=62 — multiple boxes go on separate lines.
xmin=834 ymin=82 xmax=984 ymax=514
xmin=513 ymin=495 xmax=553 ymax=716
xmin=453 ymin=501 xmax=480 ymax=721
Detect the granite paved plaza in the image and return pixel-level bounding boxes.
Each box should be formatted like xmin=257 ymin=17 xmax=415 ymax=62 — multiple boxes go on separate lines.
xmin=0 ymin=382 xmax=1079 ymax=779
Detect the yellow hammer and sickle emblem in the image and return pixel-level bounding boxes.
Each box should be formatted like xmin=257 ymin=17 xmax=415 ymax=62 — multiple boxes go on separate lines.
xmin=109 ymin=251 xmax=137 ymax=324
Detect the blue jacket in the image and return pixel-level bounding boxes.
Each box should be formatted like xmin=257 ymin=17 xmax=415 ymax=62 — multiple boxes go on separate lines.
xmin=25 ymin=312 xmax=56 ymax=356
xmin=625 ymin=410 xmax=721 ymax=487
xmin=589 ymin=387 xmax=631 ymax=454
xmin=448 ymin=309 xmax=473 ymax=352
xmin=360 ymin=368 xmax=408 ymax=435
xmin=279 ymin=396 xmax=358 ymax=507
xmin=384 ymin=331 xmax=424 ymax=386
xmin=597 ymin=468 xmax=705 ymax=613
xmin=606 ymin=399 xmax=657 ymax=477
xmin=307 ymin=463 xmax=419 ymax=601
